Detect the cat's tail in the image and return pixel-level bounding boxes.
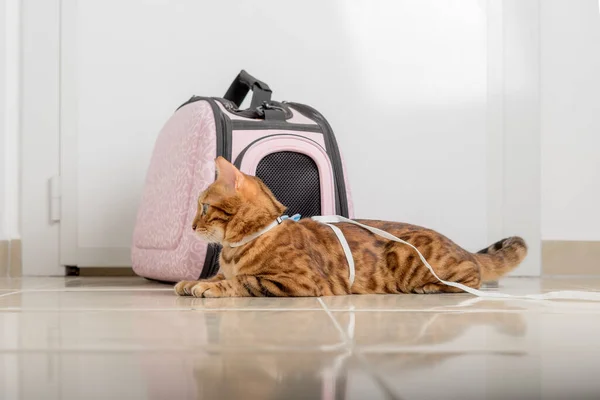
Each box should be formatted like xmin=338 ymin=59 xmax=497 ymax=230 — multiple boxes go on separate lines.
xmin=474 ymin=237 xmax=528 ymax=281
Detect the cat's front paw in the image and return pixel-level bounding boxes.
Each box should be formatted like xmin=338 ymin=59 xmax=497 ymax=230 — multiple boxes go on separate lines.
xmin=174 ymin=281 xmax=199 ymax=296
xmin=191 ymin=282 xmax=223 ymax=298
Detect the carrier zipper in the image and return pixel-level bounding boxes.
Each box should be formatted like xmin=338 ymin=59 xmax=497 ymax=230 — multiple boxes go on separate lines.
xmin=221 ymin=113 xmax=232 ymax=159
xmin=233 ymin=133 xmax=326 ymax=168
xmin=231 ymin=120 xmax=321 ymax=132
xmin=285 ymin=102 xmax=349 ymax=217
xmin=215 ymin=98 xmax=294 ymax=120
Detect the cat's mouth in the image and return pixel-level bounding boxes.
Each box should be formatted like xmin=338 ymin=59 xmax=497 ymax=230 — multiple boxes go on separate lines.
xmin=194 ymin=229 xmax=222 ymax=244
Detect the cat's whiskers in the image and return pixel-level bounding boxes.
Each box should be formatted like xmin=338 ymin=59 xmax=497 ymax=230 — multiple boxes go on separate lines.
xmin=196 ymin=229 xmax=222 ymax=244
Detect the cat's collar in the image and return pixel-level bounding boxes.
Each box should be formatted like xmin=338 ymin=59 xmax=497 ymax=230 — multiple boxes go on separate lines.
xmin=227 ymin=214 xmax=301 ymax=248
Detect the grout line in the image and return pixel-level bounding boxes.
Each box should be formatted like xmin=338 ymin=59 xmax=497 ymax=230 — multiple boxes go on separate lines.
xmin=0 ymin=306 xmax=598 ymax=314
xmin=0 ymin=307 xmax=325 ymax=312
xmin=15 ymin=288 xmax=174 ymax=292
xmin=317 ymin=298 xmax=350 ymax=345
xmin=318 ymin=298 xmax=402 ymax=399
xmin=0 ymin=277 xmax=82 ymax=299
xmin=325 ymin=308 xmax=521 ymax=313
xmin=0 ymin=346 xmax=537 ymax=356
xmin=323 ymin=307 xmax=600 ymax=314
xmin=0 ymin=307 xmax=195 ymax=312
xmin=187 ymin=307 xmax=322 ymax=311
xmin=355 ymin=347 xmax=528 ymax=355
xmin=2 ymin=304 xmax=600 ymax=314
xmin=33 ymin=277 xmax=81 ymax=290
xmin=2 ymin=308 xmax=599 ymax=314
xmin=0 ymin=345 xmax=349 ymax=355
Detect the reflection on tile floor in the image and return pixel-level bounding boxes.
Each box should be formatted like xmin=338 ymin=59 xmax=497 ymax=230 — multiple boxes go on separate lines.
xmin=1 ymin=277 xmax=600 ymax=399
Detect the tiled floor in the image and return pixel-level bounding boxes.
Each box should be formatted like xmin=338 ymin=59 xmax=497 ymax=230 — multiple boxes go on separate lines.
xmin=1 ymin=277 xmax=600 ymax=399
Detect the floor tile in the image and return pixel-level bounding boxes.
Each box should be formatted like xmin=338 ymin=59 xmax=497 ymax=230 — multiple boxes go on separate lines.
xmin=0 ymin=351 xmax=391 ymax=400
xmin=363 ymin=351 xmax=600 ymax=400
xmin=0 ymin=290 xmax=186 ymax=310
xmin=332 ymin=310 xmax=600 ymax=354
xmin=320 ymin=277 xmax=600 ymax=313
xmin=2 ymin=276 xmax=600 ymax=399
xmin=333 ymin=311 xmax=529 ymax=352
xmin=0 ymin=277 xmax=77 ymax=291
xmin=0 ymin=290 xmax=322 ymax=310
xmin=182 ymin=296 xmax=322 ymax=310
xmin=64 ymin=277 xmax=172 ymax=290
xmin=321 ymin=292 xmax=476 ymax=311
xmin=0 ymin=310 xmax=343 ymax=351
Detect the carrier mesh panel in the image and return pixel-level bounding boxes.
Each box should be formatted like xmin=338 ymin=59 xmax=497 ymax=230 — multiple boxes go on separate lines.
xmin=255 ymin=152 xmax=321 ymax=218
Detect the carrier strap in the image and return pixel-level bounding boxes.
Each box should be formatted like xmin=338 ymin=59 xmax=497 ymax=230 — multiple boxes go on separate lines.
xmin=224 ymin=70 xmax=272 ymax=109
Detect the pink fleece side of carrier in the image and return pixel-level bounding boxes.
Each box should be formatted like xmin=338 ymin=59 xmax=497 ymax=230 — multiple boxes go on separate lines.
xmin=132 ymin=99 xmax=353 ymax=282
xmin=132 ymin=102 xmax=216 ymax=281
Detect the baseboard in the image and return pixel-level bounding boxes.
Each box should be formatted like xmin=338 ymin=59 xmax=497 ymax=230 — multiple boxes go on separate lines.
xmin=0 ymin=241 xmax=8 ymax=276
xmin=542 ymin=240 xmax=600 ymax=275
xmin=0 ymin=239 xmax=22 ymax=277
xmin=78 ymin=267 xmax=137 ymax=277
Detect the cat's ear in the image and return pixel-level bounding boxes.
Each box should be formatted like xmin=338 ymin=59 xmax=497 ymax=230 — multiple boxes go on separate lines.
xmin=215 ymin=156 xmax=245 ymax=191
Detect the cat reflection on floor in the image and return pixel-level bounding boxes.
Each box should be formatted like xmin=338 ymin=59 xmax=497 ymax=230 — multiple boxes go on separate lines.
xmin=184 ymin=304 xmax=526 ymax=400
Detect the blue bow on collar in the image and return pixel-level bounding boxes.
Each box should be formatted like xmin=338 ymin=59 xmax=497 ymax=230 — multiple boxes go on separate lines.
xmin=277 ymin=214 xmax=301 ymax=223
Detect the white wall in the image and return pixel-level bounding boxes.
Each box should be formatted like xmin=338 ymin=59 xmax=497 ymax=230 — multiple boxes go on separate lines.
xmin=19 ymin=0 xmax=542 ymax=275
xmin=541 ymin=0 xmax=600 ymax=241
xmin=63 ymin=0 xmax=488 ymax=253
xmin=0 ymin=0 xmax=6 ymax=240
xmin=0 ymin=0 xmax=21 ymax=241
xmin=333 ymin=1 xmax=488 ymax=250
xmin=501 ymin=0 xmax=541 ymax=275
xmin=484 ymin=0 xmax=542 ymax=276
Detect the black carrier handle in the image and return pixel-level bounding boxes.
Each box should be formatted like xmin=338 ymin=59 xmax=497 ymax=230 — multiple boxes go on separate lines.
xmin=223 ymin=70 xmax=272 ymax=109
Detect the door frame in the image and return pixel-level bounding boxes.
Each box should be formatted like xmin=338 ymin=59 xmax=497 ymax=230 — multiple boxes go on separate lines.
xmin=486 ymin=0 xmax=541 ymax=276
xmin=19 ymin=0 xmax=541 ymax=275
xmin=19 ymin=0 xmax=63 ymax=275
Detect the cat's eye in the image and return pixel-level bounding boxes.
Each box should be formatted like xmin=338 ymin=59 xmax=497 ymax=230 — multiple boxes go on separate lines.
xmin=201 ymin=203 xmax=209 ymax=216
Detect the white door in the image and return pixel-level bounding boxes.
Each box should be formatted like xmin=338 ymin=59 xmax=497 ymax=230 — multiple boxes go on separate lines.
xmin=57 ymin=0 xmax=539 ymax=274
xmin=60 ymin=0 xmax=262 ymax=266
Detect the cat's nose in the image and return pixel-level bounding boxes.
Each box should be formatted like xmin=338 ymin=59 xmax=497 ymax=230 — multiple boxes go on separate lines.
xmin=192 ymin=223 xmax=197 ymax=231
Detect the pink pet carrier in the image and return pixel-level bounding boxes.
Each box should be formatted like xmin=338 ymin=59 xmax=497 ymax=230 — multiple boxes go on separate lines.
xmin=132 ymin=70 xmax=353 ymax=282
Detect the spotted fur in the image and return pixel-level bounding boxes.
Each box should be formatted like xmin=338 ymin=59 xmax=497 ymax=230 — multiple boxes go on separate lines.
xmin=175 ymin=157 xmax=527 ymax=298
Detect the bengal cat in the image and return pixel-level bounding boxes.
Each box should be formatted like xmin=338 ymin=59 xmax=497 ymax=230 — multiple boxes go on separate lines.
xmin=175 ymin=157 xmax=527 ymax=298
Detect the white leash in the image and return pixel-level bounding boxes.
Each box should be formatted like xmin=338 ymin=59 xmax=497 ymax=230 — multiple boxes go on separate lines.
xmin=321 ymin=223 xmax=356 ymax=285
xmin=313 ymin=215 xmax=600 ymax=301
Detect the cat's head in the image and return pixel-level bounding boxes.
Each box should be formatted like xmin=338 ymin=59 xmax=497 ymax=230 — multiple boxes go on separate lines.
xmin=191 ymin=157 xmax=286 ymax=245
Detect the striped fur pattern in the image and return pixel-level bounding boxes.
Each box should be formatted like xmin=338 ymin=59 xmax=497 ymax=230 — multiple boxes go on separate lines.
xmin=175 ymin=157 xmax=527 ymax=298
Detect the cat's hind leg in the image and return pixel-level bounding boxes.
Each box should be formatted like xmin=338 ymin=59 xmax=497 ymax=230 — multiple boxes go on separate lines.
xmin=412 ymin=283 xmax=465 ymax=294
xmin=411 ymin=270 xmax=481 ymax=294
